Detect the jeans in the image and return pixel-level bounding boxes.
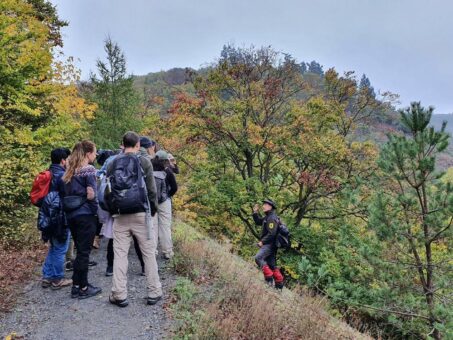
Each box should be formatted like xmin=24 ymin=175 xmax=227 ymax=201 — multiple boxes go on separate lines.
xmin=42 ymin=230 xmax=70 ymax=280
xmin=69 ymin=215 xmax=97 ymax=287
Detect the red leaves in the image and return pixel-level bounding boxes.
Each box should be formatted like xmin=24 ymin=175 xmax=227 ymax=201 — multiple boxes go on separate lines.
xmin=298 ymin=170 xmax=340 ymax=191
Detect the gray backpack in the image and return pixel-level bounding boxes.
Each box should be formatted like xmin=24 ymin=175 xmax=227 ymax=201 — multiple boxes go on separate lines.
xmin=153 ymin=171 xmax=168 ymax=204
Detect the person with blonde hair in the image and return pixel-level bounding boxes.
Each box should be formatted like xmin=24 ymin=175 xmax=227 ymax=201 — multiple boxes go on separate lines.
xmin=61 ymin=140 xmax=102 ymax=299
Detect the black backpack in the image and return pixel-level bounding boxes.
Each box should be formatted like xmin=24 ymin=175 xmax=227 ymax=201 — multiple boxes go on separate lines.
xmin=153 ymin=170 xmax=168 ymax=204
xmin=106 ymin=154 xmax=148 ymax=214
xmin=276 ymin=219 xmax=291 ymax=249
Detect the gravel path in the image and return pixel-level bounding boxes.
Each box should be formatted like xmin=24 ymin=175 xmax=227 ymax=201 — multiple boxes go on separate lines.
xmin=0 ymin=238 xmax=175 ymax=340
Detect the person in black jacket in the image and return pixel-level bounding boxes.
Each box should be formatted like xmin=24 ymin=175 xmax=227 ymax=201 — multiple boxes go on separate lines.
xmin=253 ymin=199 xmax=284 ymax=289
xmin=41 ymin=148 xmax=72 ymax=290
xmin=62 ymin=140 xmax=102 ymax=299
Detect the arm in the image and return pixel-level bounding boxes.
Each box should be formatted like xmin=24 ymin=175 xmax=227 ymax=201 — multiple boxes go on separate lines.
xmin=140 ymin=157 xmax=158 ymax=216
xmin=85 ymin=166 xmax=98 ymax=204
xmin=172 ymin=164 xmax=180 ymax=174
xmin=166 ymin=169 xmax=178 ymax=197
xmin=252 ymin=212 xmax=264 ymax=226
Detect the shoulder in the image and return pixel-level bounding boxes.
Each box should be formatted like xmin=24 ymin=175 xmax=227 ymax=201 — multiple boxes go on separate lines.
xmin=138 ymin=154 xmax=152 ymax=171
xmin=78 ymin=165 xmax=97 ymax=177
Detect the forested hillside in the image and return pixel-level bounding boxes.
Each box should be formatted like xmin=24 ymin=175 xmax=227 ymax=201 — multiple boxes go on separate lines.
xmin=1 ymin=1 xmax=451 ymax=339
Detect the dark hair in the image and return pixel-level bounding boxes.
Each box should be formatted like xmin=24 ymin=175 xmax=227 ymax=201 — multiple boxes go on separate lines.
xmin=122 ymin=131 xmax=140 ymax=148
xmin=96 ymin=149 xmax=120 ymax=166
xmin=151 ymin=157 xmax=166 ymax=171
xmin=51 ymin=148 xmax=71 ymax=164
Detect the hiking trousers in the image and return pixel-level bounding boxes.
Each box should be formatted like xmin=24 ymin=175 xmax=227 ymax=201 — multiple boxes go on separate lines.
xmin=112 ymin=212 xmax=162 ymax=300
xmin=255 ymin=244 xmax=277 ymax=269
xmin=152 ymin=199 xmax=173 ymax=257
xmin=106 ymin=236 xmax=145 ymax=270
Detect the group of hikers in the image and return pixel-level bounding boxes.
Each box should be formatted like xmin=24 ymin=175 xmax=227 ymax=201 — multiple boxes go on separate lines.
xmin=32 ymin=130 xmax=286 ymax=308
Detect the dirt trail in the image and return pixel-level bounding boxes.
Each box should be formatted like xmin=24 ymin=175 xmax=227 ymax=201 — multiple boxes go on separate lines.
xmin=0 ymin=238 xmax=174 ymax=340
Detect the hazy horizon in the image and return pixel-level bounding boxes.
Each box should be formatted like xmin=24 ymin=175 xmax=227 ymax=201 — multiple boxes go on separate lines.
xmin=50 ymin=0 xmax=453 ymax=114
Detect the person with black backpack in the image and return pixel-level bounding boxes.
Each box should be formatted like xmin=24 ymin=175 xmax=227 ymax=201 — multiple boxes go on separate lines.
xmin=253 ymin=199 xmax=285 ymax=289
xmin=152 ymin=150 xmax=178 ymax=260
xmin=40 ymin=148 xmax=72 ymax=290
xmin=106 ymin=132 xmax=161 ymax=308
xmin=96 ymin=148 xmax=147 ymax=277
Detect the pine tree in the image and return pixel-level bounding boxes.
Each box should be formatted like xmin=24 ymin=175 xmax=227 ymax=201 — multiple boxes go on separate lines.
xmin=359 ymin=74 xmax=375 ymax=98
xmin=89 ymin=37 xmax=142 ymax=148
xmin=370 ymin=102 xmax=452 ymax=339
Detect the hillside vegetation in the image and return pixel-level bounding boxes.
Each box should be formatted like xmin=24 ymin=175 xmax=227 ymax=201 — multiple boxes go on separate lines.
xmin=1 ymin=1 xmax=451 ymax=339
xmin=170 ymin=220 xmax=370 ymax=339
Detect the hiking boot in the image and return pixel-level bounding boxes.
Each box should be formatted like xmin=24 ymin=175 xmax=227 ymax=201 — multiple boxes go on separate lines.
xmin=274 ymin=281 xmax=284 ymax=290
xmin=88 ymin=261 xmax=98 ymax=267
xmin=109 ymin=295 xmax=129 ymax=308
xmin=65 ymin=261 xmax=74 ymax=272
xmin=78 ymin=284 xmax=102 ymax=299
xmin=71 ymin=286 xmax=80 ymax=298
xmin=147 ymin=295 xmax=162 ymax=305
xmin=265 ymin=277 xmax=274 ymax=287
xmin=105 ymin=266 xmax=113 ymax=277
xmin=51 ymin=278 xmax=73 ymax=290
xmin=42 ymin=278 xmax=52 ymax=288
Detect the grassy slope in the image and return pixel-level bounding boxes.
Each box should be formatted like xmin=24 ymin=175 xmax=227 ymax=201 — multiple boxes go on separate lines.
xmin=170 ymin=220 xmax=370 ymax=340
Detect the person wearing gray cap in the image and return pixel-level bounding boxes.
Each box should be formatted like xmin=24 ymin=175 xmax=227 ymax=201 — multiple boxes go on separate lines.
xmin=152 ymin=150 xmax=178 ymax=260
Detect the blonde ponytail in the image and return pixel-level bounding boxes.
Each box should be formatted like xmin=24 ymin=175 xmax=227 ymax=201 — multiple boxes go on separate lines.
xmin=63 ymin=140 xmax=96 ymax=183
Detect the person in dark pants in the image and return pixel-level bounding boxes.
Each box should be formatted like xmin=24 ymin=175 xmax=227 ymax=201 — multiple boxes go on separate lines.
xmin=61 ymin=140 xmax=102 ymax=299
xmin=105 ymin=236 xmax=145 ymax=276
xmin=252 ymin=199 xmax=284 ymax=289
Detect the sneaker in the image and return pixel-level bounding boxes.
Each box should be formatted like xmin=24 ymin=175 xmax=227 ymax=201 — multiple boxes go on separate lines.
xmin=42 ymin=279 xmax=52 ymax=288
xmin=51 ymin=278 xmax=73 ymax=290
xmin=105 ymin=266 xmax=113 ymax=277
xmin=109 ymin=295 xmax=129 ymax=308
xmin=78 ymin=284 xmax=102 ymax=299
xmin=65 ymin=261 xmax=74 ymax=272
xmin=163 ymin=254 xmax=172 ymax=260
xmin=71 ymin=286 xmax=80 ymax=298
xmin=147 ymin=295 xmax=162 ymax=305
xmin=140 ymin=266 xmax=146 ymax=276
xmin=88 ymin=261 xmax=98 ymax=267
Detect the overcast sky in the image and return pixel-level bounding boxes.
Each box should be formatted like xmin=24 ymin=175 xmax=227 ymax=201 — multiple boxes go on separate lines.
xmin=51 ymin=0 xmax=453 ymax=113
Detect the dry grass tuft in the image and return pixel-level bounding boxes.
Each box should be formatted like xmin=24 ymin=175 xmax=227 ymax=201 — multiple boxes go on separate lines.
xmin=170 ymin=221 xmax=370 ymax=340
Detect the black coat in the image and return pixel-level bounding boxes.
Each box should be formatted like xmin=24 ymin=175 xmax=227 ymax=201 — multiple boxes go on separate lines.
xmin=252 ymin=210 xmax=280 ymax=245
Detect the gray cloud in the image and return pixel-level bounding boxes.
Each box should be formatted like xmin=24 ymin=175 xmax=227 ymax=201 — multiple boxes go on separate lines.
xmin=51 ymin=0 xmax=453 ymax=113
